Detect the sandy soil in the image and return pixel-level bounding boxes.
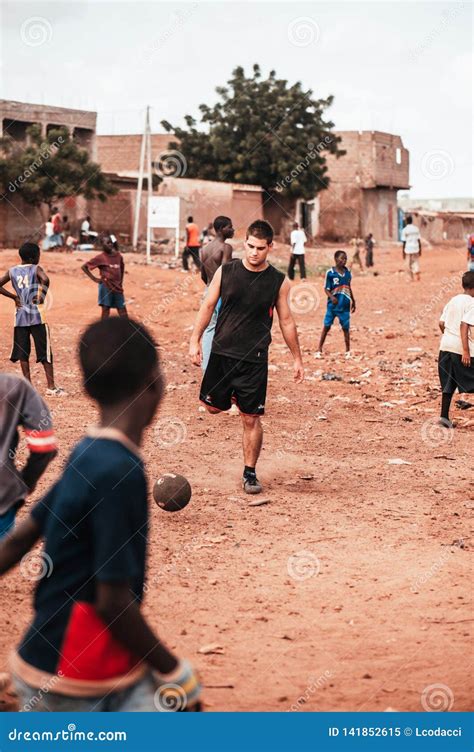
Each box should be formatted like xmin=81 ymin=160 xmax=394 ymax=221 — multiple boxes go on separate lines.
xmin=0 ymin=240 xmax=472 ymax=712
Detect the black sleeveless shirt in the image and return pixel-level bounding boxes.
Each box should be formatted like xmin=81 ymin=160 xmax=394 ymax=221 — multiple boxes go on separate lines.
xmin=211 ymin=259 xmax=285 ymax=363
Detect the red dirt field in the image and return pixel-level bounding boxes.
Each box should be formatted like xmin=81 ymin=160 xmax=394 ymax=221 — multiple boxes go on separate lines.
xmin=0 ymin=241 xmax=472 ymax=713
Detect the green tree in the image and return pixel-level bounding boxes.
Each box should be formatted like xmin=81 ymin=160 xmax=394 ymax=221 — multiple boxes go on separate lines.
xmin=162 ymin=64 xmax=344 ymax=200
xmin=0 ymin=124 xmax=116 ymax=216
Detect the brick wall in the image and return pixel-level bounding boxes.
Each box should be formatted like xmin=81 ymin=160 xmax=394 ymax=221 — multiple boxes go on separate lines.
xmin=96 ymin=134 xmax=173 ymax=174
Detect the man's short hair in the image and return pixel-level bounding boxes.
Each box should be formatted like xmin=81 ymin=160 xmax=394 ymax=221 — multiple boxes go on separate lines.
xmin=19 ymin=242 xmax=40 ymax=264
xmin=405 ymin=215 xmax=413 ymax=224
xmin=462 ymin=271 xmax=474 ymax=290
xmin=187 ymin=216 xmax=193 ymax=223
xmin=213 ymin=215 xmax=232 ymax=233
xmin=79 ymin=318 xmax=164 ymax=407
xmin=246 ymin=220 xmax=274 ymax=244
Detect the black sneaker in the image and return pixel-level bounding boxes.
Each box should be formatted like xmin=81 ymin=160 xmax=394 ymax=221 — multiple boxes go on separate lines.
xmin=242 ymin=473 xmax=262 ymax=495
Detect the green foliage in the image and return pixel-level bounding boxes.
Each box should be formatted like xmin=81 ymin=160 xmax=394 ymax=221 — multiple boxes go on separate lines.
xmin=0 ymin=124 xmax=116 ymax=209
xmin=162 ymin=64 xmax=344 ymax=200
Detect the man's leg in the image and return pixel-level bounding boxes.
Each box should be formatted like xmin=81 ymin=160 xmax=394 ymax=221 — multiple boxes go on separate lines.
xmin=343 ymin=328 xmax=351 ymax=353
xmin=241 ymin=414 xmax=263 ymax=493
xmin=316 ymin=325 xmax=331 ymax=354
xmin=182 ymin=247 xmax=190 ymax=271
xmin=190 ymin=247 xmax=201 ymax=270
xmin=287 ymin=254 xmax=296 ymax=280
xmin=118 ymin=306 xmax=128 ymax=318
xmin=19 ymin=360 xmax=31 ymax=382
xmin=101 ymin=306 xmax=111 ymax=320
xmin=42 ymin=363 xmax=55 ymax=390
xmin=440 ymin=392 xmax=454 ymax=425
xmin=299 ymin=255 xmax=307 ymax=279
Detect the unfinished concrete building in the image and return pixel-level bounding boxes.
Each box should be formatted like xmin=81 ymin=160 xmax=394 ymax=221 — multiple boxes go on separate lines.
xmin=317 ymin=131 xmax=410 ymax=241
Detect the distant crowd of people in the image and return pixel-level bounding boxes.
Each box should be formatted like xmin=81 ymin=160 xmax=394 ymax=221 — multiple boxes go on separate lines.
xmin=42 ymin=211 xmax=99 ymax=251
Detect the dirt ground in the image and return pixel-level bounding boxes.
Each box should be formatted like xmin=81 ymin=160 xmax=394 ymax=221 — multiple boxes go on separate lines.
xmin=0 ymin=240 xmax=472 ymax=713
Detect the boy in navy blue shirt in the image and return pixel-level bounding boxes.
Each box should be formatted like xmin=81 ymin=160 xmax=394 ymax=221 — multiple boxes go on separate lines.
xmin=0 ymin=318 xmax=201 ymax=712
xmin=315 ymin=250 xmax=356 ymax=359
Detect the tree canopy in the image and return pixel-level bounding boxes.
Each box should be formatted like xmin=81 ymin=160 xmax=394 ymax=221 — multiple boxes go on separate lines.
xmin=0 ymin=124 xmax=116 ymax=212
xmin=162 ymin=64 xmax=344 ymax=200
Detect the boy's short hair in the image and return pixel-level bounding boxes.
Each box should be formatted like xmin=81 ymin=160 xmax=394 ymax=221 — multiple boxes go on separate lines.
xmin=213 ymin=215 xmax=232 ymax=233
xmin=334 ymin=250 xmax=346 ymax=261
xmin=79 ymin=318 xmax=164 ymax=406
xmin=462 ymin=271 xmax=474 ymax=290
xmin=246 ymin=220 xmax=274 ymax=244
xmin=187 ymin=216 xmax=193 ymax=223
xmin=19 ymin=242 xmax=40 ymax=264
xmin=405 ymin=215 xmax=413 ymax=224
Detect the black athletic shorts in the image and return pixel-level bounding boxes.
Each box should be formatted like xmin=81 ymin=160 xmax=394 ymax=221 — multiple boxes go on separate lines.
xmin=10 ymin=324 xmax=53 ymax=364
xmin=200 ymin=353 xmax=267 ymax=415
xmin=438 ymin=350 xmax=474 ymax=394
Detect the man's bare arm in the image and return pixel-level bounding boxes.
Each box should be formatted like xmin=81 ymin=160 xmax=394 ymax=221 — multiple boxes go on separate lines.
xmin=222 ymin=242 xmax=233 ymax=264
xmin=0 ymin=516 xmax=42 ymax=575
xmin=0 ymin=271 xmax=19 ymax=304
xmin=460 ymin=322 xmax=471 ymax=366
xmin=275 ymin=279 xmax=304 ymax=383
xmin=189 ymin=267 xmax=222 ymax=365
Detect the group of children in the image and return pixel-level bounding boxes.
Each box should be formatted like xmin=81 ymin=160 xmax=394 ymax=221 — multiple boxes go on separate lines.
xmin=0 ymin=225 xmax=472 ymax=713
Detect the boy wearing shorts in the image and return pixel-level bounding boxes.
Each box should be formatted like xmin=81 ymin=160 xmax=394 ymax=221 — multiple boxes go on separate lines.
xmin=81 ymin=233 xmax=128 ymax=319
xmin=438 ymin=271 xmax=474 ymax=426
xmin=315 ymin=250 xmax=356 ymax=359
xmin=0 ymin=242 xmax=64 ymax=395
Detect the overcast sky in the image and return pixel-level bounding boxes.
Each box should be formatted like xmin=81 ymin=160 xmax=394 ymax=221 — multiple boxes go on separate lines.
xmin=1 ymin=0 xmax=472 ymax=198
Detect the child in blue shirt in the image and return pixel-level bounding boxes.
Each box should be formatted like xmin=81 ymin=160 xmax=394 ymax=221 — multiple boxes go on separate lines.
xmin=315 ymin=250 xmax=356 ymax=360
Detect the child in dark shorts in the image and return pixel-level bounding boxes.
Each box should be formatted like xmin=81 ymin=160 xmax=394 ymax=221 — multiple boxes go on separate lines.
xmin=81 ymin=233 xmax=128 ymax=319
xmin=438 ymin=271 xmax=474 ymax=426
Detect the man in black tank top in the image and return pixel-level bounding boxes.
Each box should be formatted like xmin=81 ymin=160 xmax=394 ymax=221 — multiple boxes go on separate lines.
xmin=190 ymin=220 xmax=304 ymax=494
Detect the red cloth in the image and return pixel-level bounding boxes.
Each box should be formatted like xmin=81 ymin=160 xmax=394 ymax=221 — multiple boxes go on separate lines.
xmin=86 ymin=251 xmax=124 ymax=292
xmin=186 ymin=223 xmax=200 ymax=247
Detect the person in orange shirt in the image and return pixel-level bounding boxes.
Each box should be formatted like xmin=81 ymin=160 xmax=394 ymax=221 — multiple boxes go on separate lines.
xmin=183 ymin=216 xmax=202 ymax=271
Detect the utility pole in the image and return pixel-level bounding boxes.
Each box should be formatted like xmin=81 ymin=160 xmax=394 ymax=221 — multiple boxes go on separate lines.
xmin=132 ymin=106 xmax=153 ymax=256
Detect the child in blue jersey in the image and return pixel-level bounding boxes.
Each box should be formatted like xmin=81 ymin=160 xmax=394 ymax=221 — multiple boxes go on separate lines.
xmin=315 ymin=250 xmax=356 ymax=359
xmin=0 ymin=243 xmax=64 ymax=395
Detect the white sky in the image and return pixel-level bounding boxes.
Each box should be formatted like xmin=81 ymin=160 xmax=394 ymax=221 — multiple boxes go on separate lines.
xmin=0 ymin=0 xmax=472 ymax=198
